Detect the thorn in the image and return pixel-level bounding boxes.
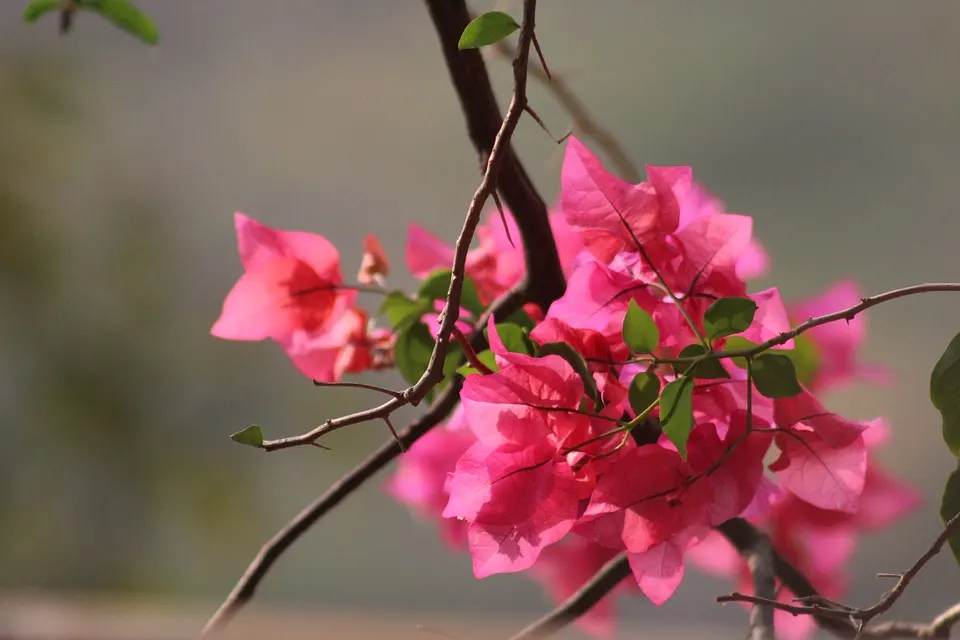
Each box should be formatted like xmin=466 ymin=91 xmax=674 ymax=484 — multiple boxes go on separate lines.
xmin=876 ymin=572 xmax=902 ymax=579
xmin=491 ymin=190 xmax=515 ymax=248
xmin=309 ymin=442 xmax=332 ymax=451
xmin=524 ymin=103 xmax=559 ymax=143
xmin=383 ymin=416 xmax=405 ymax=452
xmin=531 ymin=31 xmax=551 ymax=81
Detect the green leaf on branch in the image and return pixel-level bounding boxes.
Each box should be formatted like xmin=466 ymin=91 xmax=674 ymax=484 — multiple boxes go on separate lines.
xmin=538 ymin=341 xmax=599 ymax=404
xmin=230 ymin=425 xmax=264 ymax=448
xmin=628 ymin=372 xmax=660 ymax=416
xmin=660 ymin=378 xmax=694 ymax=458
xmin=379 ymin=291 xmax=431 ymax=330
xmin=622 ymin=299 xmax=659 ymax=354
xmin=722 ymin=335 xmax=821 ymax=386
xmin=458 ymin=11 xmax=519 ymax=50
xmin=417 ymin=269 xmax=485 ymax=317
xmin=752 ymin=354 xmax=802 ymax=398
xmin=940 ymin=461 xmax=960 ymax=567
xmin=82 ymin=0 xmax=160 ymax=45
xmin=22 ymin=0 xmax=61 ymax=22
xmin=485 ymin=322 xmax=535 ymax=356
xmin=395 ymin=320 xmax=435 ymax=386
xmin=931 ymin=331 xmax=960 ymax=457
xmin=457 ymin=349 xmax=499 ymax=377
xmin=674 ymin=344 xmax=729 ymax=379
xmin=703 ymin=296 xmax=757 ymax=341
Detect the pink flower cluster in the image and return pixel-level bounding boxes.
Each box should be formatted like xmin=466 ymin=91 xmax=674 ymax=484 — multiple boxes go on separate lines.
xmin=211 ymin=136 xmax=919 ymax=638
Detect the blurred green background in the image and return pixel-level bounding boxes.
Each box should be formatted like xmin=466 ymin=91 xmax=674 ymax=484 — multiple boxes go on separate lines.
xmin=0 ymin=0 xmax=958 ymax=637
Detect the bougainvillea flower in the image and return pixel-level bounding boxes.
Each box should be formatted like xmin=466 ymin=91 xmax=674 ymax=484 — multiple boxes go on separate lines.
xmin=212 ymin=212 xmax=354 ymax=341
xmin=787 ymin=280 xmax=891 ymax=391
xmin=357 ymin=234 xmax=390 ymax=285
xmin=561 ymin=137 xmax=680 ymax=264
xmin=387 ymin=409 xmax=476 ymax=549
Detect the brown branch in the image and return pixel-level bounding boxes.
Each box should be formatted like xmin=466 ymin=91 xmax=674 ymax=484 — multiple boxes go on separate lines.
xmin=745 ymin=529 xmax=777 ymax=640
xmin=200 ymin=289 xmax=529 ymax=637
xmin=506 ymin=553 xmax=632 ymax=640
xmin=426 ymin=0 xmax=566 ymax=311
xmin=493 ymin=39 xmax=640 ymax=182
xmin=718 ymin=514 xmax=960 ymax=639
xmin=252 ymin=0 xmax=562 ymax=453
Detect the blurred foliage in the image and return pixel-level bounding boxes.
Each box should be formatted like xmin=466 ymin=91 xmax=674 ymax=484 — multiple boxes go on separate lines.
xmin=0 ymin=55 xmax=250 ymax=592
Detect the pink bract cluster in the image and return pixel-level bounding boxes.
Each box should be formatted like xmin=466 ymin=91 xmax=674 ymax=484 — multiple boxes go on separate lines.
xmin=211 ymin=136 xmax=919 ymax=638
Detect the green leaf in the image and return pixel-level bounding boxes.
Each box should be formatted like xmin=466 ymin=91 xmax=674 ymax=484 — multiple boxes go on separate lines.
xmin=788 ymin=334 xmax=821 ymax=387
xmin=486 ymin=322 xmax=535 ymax=356
xmin=931 ymin=331 xmax=960 ymax=457
xmin=940 ymin=461 xmax=960 ymax=567
xmin=622 ymin=299 xmax=659 ymax=354
xmin=628 ymin=372 xmax=661 ymax=416
xmin=457 ymin=349 xmax=499 ymax=376
xmin=457 ymin=11 xmax=519 ymax=50
xmin=417 ymin=269 xmax=485 ymax=317
xmin=538 ymin=341 xmax=599 ymax=403
xmin=379 ymin=291 xmax=431 ymax=330
xmin=395 ymin=321 xmax=435 ymax=386
xmin=82 ymin=0 xmax=159 ymax=45
xmin=752 ymin=354 xmax=802 ymax=398
xmin=22 ymin=0 xmax=61 ymax=22
xmin=703 ymin=297 xmax=758 ymax=341
xmin=503 ymin=307 xmax=536 ymax=331
xmin=230 ymin=425 xmax=264 ymax=448
xmin=660 ymin=378 xmax=694 ymax=458
xmin=673 ymin=344 xmax=729 ymax=379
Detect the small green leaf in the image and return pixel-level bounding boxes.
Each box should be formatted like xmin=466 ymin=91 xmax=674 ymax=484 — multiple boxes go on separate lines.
xmin=82 ymin=0 xmax=159 ymax=45
xmin=940 ymin=461 xmax=960 ymax=567
xmin=660 ymin=378 xmax=694 ymax=458
xmin=622 ymin=299 xmax=659 ymax=354
xmin=395 ymin=321 xmax=435 ymax=386
xmin=703 ymin=297 xmax=758 ymax=341
xmin=752 ymin=354 xmax=802 ymax=398
xmin=486 ymin=322 xmax=535 ymax=356
xmin=457 ymin=349 xmax=499 ymax=376
xmin=538 ymin=341 xmax=599 ymax=404
xmin=230 ymin=425 xmax=264 ymax=448
xmin=674 ymin=344 xmax=729 ymax=379
xmin=504 ymin=307 xmax=536 ymax=331
xmin=932 ymin=331 xmax=960 ymax=457
xmin=628 ymin=372 xmax=661 ymax=416
xmin=458 ymin=11 xmax=519 ymax=50
xmin=788 ymin=334 xmax=821 ymax=387
xmin=417 ymin=269 xmax=485 ymax=317
xmin=22 ymin=0 xmax=61 ymax=22
xmin=438 ymin=341 xmax=465 ymax=390
xmin=379 ymin=291 xmax=431 ymax=330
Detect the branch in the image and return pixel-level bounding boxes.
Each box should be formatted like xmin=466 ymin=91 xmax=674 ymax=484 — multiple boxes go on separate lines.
xmin=506 ymin=553 xmax=632 ymax=640
xmin=200 ymin=289 xmax=530 ymax=637
xmin=253 ymin=0 xmax=560 ymax=453
xmin=718 ymin=514 xmax=960 ymax=639
xmin=744 ymin=529 xmax=777 ymax=640
xmin=425 ymin=0 xmax=566 ymax=310
xmin=712 ymin=283 xmax=960 ymax=361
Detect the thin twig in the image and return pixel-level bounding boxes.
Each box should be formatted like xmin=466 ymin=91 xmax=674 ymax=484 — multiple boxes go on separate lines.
xmin=507 ymin=553 xmax=632 ymax=640
xmin=312 ymin=379 xmax=403 ymax=400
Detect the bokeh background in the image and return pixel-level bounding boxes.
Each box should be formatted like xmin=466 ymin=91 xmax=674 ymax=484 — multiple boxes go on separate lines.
xmin=1 ymin=1 xmax=958 ymax=638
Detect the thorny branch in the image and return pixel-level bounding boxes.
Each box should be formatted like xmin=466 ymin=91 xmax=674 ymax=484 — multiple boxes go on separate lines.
xmin=202 ymin=0 xmax=569 ymax=634
xmin=254 ymin=0 xmax=555 ymax=453
xmin=719 ymin=513 xmax=960 ymax=639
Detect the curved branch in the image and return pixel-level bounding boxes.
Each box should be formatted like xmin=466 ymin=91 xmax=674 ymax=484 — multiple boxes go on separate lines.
xmin=507 ymin=553 xmax=631 ymax=640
